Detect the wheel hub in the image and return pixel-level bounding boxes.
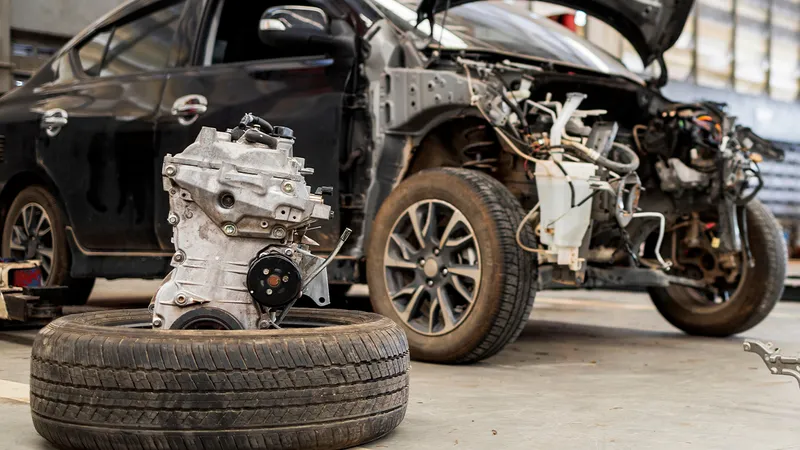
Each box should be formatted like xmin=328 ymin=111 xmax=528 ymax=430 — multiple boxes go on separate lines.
xmin=383 ymin=199 xmax=481 ymax=336
xmin=422 ymin=258 xmax=440 ymax=278
xmin=8 ymin=203 xmax=54 ymax=282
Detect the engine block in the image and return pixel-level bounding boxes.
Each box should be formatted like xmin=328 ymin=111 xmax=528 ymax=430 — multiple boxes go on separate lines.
xmin=152 ymin=121 xmax=333 ymax=330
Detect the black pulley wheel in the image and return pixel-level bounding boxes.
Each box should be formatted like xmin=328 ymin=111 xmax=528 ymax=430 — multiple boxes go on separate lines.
xmin=247 ymin=253 xmax=302 ymax=308
xmin=30 ymin=308 xmax=409 ymax=450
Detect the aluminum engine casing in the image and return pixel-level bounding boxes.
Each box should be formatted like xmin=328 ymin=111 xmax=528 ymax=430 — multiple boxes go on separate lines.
xmin=153 ymin=127 xmax=331 ymax=329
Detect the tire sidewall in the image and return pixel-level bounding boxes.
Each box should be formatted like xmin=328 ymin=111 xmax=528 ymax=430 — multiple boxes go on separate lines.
xmin=367 ymin=170 xmax=507 ymax=362
xmin=650 ymin=200 xmax=787 ymax=335
xmin=1 ymin=186 xmax=70 ymax=287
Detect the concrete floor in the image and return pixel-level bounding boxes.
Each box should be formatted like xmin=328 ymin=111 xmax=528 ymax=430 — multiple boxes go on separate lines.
xmin=1 ymin=281 xmax=799 ymax=449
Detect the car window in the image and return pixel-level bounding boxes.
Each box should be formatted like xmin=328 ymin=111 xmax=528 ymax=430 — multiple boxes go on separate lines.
xmin=101 ymin=2 xmax=185 ymax=77
xmin=78 ymin=30 xmax=113 ymax=77
xmin=75 ymin=1 xmax=185 ymax=79
xmin=203 ymin=0 xmax=316 ymax=65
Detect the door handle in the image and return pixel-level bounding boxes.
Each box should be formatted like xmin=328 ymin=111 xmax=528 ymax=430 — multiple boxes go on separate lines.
xmin=171 ymin=95 xmax=208 ymax=126
xmin=42 ymin=108 xmax=68 ymax=137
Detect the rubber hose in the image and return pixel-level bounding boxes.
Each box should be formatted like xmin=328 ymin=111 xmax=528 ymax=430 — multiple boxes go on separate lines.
xmin=244 ymin=129 xmax=279 ymax=148
xmin=239 ymin=113 xmax=274 ymax=134
xmin=595 ymin=142 xmax=640 ymax=173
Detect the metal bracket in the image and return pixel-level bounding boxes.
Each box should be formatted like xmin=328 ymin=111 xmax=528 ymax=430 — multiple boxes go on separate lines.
xmin=744 ymin=340 xmax=800 ymax=387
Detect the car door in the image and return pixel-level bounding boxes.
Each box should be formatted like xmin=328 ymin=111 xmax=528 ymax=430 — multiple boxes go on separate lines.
xmin=35 ymin=0 xmax=187 ymax=251
xmin=154 ymin=0 xmax=354 ymax=251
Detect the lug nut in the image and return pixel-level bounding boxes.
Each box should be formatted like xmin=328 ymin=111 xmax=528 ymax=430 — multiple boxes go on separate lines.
xmin=433 ymin=249 xmax=440 ymax=256
xmin=282 ymin=275 xmax=290 ymax=282
xmin=266 ymin=289 xmax=274 ymax=295
xmin=441 ymin=268 xmax=449 ymax=276
xmin=223 ymin=223 xmax=237 ymax=236
xmin=427 ymin=279 xmax=434 ymax=287
xmin=263 ymin=268 xmax=270 ymax=275
xmin=419 ymin=258 xmax=426 ymax=267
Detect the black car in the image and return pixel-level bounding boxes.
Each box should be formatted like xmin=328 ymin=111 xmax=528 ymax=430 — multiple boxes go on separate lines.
xmin=0 ymin=0 xmax=786 ymax=364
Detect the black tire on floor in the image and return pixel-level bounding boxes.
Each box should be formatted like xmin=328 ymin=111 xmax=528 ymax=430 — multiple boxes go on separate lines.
xmin=366 ymin=168 xmax=537 ymax=364
xmin=649 ymin=200 xmax=787 ymax=336
xmin=30 ymin=308 xmax=409 ymax=450
xmin=1 ymin=185 xmax=94 ymax=305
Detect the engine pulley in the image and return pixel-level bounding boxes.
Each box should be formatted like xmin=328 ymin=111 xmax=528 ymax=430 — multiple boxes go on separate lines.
xmin=247 ymin=254 xmax=302 ymax=308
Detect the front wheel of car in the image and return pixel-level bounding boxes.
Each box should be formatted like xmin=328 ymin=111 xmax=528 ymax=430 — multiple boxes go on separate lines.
xmin=366 ymin=168 xmax=537 ymax=364
xmin=649 ymin=200 xmax=787 ymax=336
xmin=1 ymin=186 xmax=94 ymax=305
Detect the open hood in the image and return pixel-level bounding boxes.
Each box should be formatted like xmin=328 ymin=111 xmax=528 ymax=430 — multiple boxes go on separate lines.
xmin=417 ymin=0 xmax=694 ymax=66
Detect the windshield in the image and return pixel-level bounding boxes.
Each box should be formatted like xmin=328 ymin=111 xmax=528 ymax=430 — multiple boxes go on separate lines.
xmin=366 ymin=0 xmax=641 ymax=82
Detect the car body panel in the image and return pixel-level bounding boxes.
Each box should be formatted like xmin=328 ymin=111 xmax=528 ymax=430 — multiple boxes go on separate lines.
xmin=416 ymin=0 xmax=695 ymax=66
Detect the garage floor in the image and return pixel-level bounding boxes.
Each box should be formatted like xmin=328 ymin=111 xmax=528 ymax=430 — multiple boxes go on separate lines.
xmin=1 ymin=281 xmax=799 ymax=450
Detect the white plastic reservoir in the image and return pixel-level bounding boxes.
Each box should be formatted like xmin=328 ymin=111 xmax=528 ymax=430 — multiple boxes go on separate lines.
xmin=535 ymin=160 xmax=597 ymax=270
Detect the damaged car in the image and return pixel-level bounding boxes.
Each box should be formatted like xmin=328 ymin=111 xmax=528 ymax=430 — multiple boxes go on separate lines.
xmin=0 ymin=0 xmax=787 ymax=364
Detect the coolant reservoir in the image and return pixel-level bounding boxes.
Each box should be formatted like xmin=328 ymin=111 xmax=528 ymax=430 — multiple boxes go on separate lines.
xmin=535 ymin=161 xmax=596 ymax=271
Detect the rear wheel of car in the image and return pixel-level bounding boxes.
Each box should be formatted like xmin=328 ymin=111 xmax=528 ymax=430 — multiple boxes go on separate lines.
xmin=649 ymin=200 xmax=786 ymax=336
xmin=1 ymin=186 xmax=94 ymax=304
xmin=30 ymin=308 xmax=409 ymax=450
xmin=367 ymin=168 xmax=537 ymax=364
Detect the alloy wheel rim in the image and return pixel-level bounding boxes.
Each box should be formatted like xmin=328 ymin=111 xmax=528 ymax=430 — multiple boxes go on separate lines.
xmin=8 ymin=203 xmax=54 ymax=283
xmin=383 ymin=200 xmax=481 ymax=336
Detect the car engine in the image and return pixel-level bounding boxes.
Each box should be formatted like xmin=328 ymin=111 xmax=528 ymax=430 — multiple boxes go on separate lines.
xmin=152 ymin=114 xmax=348 ymax=330
xmin=452 ymin=57 xmax=775 ymax=287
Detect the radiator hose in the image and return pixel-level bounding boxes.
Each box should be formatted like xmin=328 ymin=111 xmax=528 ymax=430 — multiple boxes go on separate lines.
xmin=567 ymin=141 xmax=640 ymax=174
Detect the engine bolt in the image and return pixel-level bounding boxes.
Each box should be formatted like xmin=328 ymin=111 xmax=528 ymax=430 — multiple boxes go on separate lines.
xmin=273 ymin=227 xmax=287 ymax=239
xmin=152 ymin=318 xmax=163 ymax=328
xmin=284 ymin=249 xmax=293 ymax=257
xmin=223 ymin=223 xmax=237 ymax=236
xmin=282 ymin=183 xmax=295 ymax=194
xmin=441 ymin=268 xmax=449 ymax=276
xmin=167 ymin=214 xmax=179 ymax=225
xmin=260 ymin=220 xmax=269 ymax=229
xmin=427 ymin=279 xmax=434 ymax=287
xmin=258 ymin=320 xmax=270 ymax=329
xmin=175 ymin=295 xmax=187 ymax=305
xmin=266 ymin=289 xmax=274 ymax=295
xmin=185 ymin=211 xmax=193 ymax=219
xmin=282 ymin=275 xmax=289 ymax=282
xmin=173 ymin=252 xmax=185 ymax=263
xmin=165 ymin=166 xmax=177 ymax=177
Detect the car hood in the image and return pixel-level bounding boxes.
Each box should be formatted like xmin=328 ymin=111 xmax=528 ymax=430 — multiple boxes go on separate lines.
xmin=416 ymin=0 xmax=694 ymax=66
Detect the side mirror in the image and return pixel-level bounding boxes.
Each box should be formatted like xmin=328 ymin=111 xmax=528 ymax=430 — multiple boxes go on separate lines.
xmin=259 ymin=6 xmax=332 ymax=48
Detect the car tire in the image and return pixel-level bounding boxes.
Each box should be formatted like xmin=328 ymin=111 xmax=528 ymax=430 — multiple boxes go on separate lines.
xmin=1 ymin=186 xmax=94 ymax=305
xmin=366 ymin=168 xmax=536 ymax=364
xmin=648 ymin=200 xmax=787 ymax=336
xmin=30 ymin=308 xmax=409 ymax=450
